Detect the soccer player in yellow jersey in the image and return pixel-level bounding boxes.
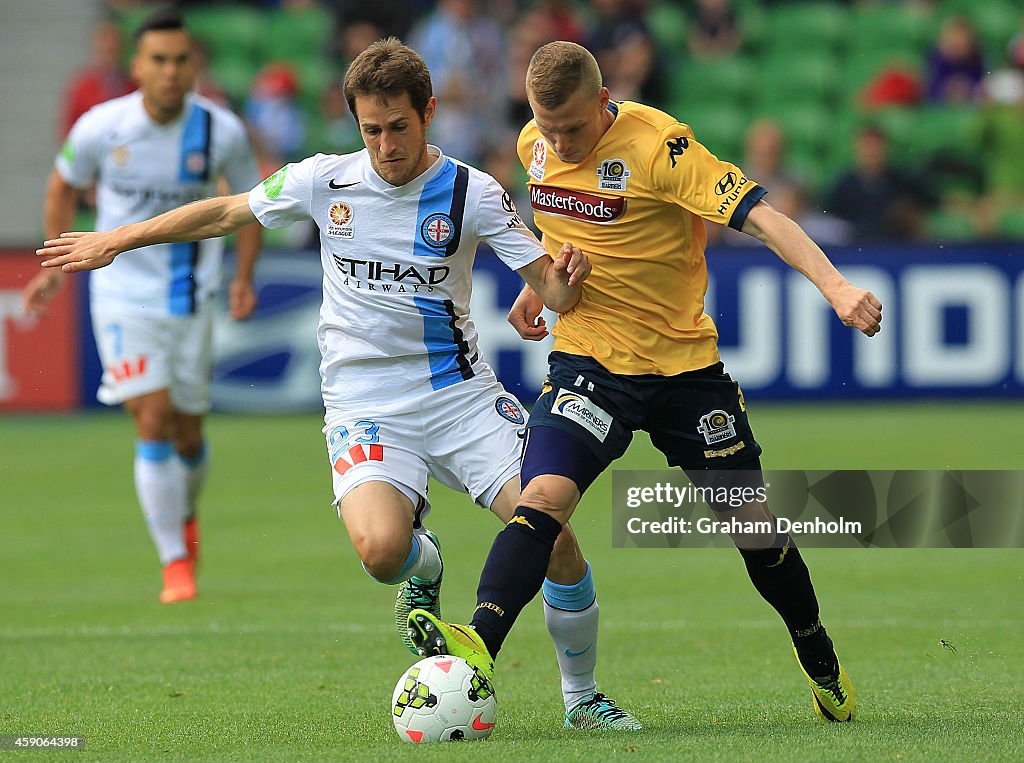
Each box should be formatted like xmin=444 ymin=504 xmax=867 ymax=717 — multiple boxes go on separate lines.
xmin=408 ymin=41 xmax=881 ymax=724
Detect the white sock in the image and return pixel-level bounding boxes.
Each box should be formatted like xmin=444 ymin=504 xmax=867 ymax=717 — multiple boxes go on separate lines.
xmin=543 ymin=563 xmax=599 ymax=711
xmin=134 ymin=440 xmax=188 ymax=565
xmin=363 ymin=530 xmax=442 ymax=585
xmin=179 ymin=440 xmax=209 ymax=521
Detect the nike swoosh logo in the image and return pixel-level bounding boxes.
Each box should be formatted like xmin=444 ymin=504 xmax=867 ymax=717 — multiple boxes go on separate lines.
xmin=565 ymin=643 xmax=593 ymax=658
xmin=472 ymin=713 xmax=495 ymax=731
xmin=328 ymin=180 xmax=359 ymax=189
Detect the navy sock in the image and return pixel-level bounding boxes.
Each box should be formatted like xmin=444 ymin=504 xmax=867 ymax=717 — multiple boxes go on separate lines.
xmin=471 ymin=507 xmax=563 ymax=657
xmin=739 ymin=534 xmax=838 ymax=677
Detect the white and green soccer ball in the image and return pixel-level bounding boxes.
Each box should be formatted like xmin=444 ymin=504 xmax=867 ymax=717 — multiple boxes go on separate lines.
xmin=391 ymin=655 xmax=497 ymax=743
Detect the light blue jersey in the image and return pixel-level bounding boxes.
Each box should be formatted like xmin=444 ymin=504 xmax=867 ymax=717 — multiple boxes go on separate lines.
xmin=57 ymin=91 xmax=258 ymax=316
xmin=248 ymin=147 xmax=544 ymax=407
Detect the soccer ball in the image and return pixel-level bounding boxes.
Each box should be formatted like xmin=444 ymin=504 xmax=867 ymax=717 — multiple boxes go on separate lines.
xmin=391 ymin=655 xmax=497 ymax=743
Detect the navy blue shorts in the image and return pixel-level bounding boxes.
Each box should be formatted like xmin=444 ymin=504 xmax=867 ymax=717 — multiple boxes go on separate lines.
xmin=522 ymin=351 xmax=762 ymax=492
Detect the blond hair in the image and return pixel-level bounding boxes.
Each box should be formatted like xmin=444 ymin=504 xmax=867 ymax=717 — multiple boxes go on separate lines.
xmin=526 ymin=41 xmax=602 ymax=109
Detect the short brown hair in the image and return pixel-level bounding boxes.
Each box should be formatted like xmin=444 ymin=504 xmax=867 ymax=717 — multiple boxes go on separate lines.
xmin=526 ymin=41 xmax=602 ymax=109
xmin=343 ymin=37 xmax=433 ymax=120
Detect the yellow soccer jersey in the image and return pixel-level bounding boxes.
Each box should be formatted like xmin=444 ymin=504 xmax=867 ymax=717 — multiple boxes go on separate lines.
xmin=517 ymin=100 xmax=766 ymax=376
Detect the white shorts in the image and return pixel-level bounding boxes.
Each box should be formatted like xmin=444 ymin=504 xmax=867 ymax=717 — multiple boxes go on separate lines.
xmin=323 ymin=368 xmax=527 ymax=520
xmin=91 ymin=302 xmax=214 ymax=415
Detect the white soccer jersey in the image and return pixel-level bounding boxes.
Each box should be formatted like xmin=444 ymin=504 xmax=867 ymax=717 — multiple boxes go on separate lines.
xmin=57 ymin=91 xmax=259 ymax=316
xmin=248 ymin=147 xmax=545 ymax=406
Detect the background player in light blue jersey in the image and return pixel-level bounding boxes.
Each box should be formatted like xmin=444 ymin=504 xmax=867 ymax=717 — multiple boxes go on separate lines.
xmin=22 ymin=9 xmax=263 ymax=604
xmin=37 ymin=38 xmax=640 ymax=731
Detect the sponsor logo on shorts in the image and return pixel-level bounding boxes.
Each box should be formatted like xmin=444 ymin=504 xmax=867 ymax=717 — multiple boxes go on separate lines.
xmin=530 ymin=186 xmax=626 ymax=223
xmin=529 ymin=139 xmax=547 ymax=180
xmin=107 ymin=355 xmax=148 ymax=383
xmin=704 ymin=440 xmax=746 ymax=459
xmin=326 ymin=201 xmax=354 ymax=238
xmin=697 ymin=410 xmax=737 ymax=444
xmin=552 ymin=388 xmax=612 ymax=442
xmin=596 ymin=158 xmax=631 ymax=191
xmin=420 ymin=212 xmax=455 ymax=248
xmin=495 ymin=396 xmax=525 ymax=424
xmin=507 ymin=515 xmax=535 ymax=530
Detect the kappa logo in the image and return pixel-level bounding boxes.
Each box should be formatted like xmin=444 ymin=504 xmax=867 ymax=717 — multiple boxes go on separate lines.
xmin=326 ymin=201 xmax=354 ymax=238
xmin=495 ymin=396 xmax=525 ymax=424
xmin=421 ymin=212 xmax=455 ymax=248
xmin=596 ymin=158 xmax=631 ymax=191
xmin=697 ymin=410 xmax=737 ymax=444
xmin=666 ymin=136 xmax=689 ymax=167
xmin=507 ymin=515 xmax=535 ymax=530
xmin=552 ymin=388 xmax=612 ymax=442
xmin=529 ymin=138 xmax=547 ymax=180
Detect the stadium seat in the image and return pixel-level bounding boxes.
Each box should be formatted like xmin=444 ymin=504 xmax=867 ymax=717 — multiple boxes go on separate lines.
xmin=756 ymin=53 xmax=843 ymax=106
xmin=996 ymin=208 xmax=1024 ymax=241
xmin=763 ymin=2 xmax=851 ymax=55
xmin=850 ymin=5 xmax=938 ymax=54
xmin=268 ymin=6 xmax=335 ymax=61
xmin=926 ymin=208 xmax=977 ymax=241
xmin=671 ymin=56 xmax=756 ymax=110
xmin=647 ymin=1 xmax=688 ymax=52
xmin=291 ymin=57 xmax=337 ymax=111
xmin=909 ymin=107 xmax=980 ymax=163
xmin=679 ymin=102 xmax=747 ymax=160
xmin=186 ymin=6 xmax=265 ymax=64
xmin=209 ymin=55 xmax=258 ymax=107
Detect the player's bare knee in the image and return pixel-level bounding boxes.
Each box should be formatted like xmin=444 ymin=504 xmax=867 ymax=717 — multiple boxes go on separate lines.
xmin=518 ymin=477 xmax=577 ymax=525
xmin=356 ymin=535 xmax=408 ymax=582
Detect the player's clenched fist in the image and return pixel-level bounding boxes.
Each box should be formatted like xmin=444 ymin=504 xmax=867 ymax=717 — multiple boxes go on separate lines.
xmin=830 ymin=283 xmax=883 ymax=337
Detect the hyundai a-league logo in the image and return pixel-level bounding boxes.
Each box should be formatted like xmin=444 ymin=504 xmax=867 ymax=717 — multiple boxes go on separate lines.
xmin=529 ymin=139 xmax=547 ymax=180
xmin=327 ymin=201 xmax=355 ymax=238
xmin=495 ymin=396 xmax=525 ymax=424
xmin=697 ymin=410 xmax=737 ymax=444
xmin=421 ymin=213 xmax=454 ymax=248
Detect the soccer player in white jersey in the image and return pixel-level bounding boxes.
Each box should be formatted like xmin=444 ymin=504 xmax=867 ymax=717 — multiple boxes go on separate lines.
xmin=37 ymin=38 xmax=641 ymax=730
xmin=22 ymin=10 xmax=263 ymax=604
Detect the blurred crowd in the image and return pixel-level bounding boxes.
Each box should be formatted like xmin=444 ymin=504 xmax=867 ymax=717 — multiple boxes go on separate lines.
xmin=68 ymin=0 xmax=1024 ymax=244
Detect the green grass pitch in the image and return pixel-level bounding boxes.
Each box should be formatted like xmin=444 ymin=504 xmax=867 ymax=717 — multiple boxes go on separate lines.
xmin=2 ymin=403 xmax=1022 ymax=761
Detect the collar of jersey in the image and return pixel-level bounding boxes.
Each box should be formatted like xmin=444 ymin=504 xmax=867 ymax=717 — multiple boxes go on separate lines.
xmin=363 ymin=145 xmax=447 ymax=196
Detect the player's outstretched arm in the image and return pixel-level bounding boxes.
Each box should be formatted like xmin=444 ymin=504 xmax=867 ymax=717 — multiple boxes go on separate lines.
xmin=515 ymin=242 xmax=591 ymax=315
xmin=741 ymin=201 xmax=883 ymax=337
xmin=37 ymin=192 xmax=258 ymax=273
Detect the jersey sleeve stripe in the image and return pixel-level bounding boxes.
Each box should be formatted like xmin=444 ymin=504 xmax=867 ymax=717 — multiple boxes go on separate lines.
xmin=727 ymin=184 xmax=767 ymax=231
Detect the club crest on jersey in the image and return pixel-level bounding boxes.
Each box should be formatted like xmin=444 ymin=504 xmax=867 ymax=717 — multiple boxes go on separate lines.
xmin=552 ymin=389 xmax=612 ymax=442
xmin=421 ymin=213 xmax=454 ymax=248
xmin=185 ymin=151 xmax=207 ymax=176
xmin=529 ymin=139 xmax=547 ymax=180
xmin=495 ymin=396 xmax=525 ymax=425
xmin=326 ymin=201 xmax=355 ymax=238
xmin=112 ymin=145 xmax=130 ymax=166
xmin=697 ymin=410 xmax=737 ymax=444
xmin=596 ymin=159 xmax=631 ymax=191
